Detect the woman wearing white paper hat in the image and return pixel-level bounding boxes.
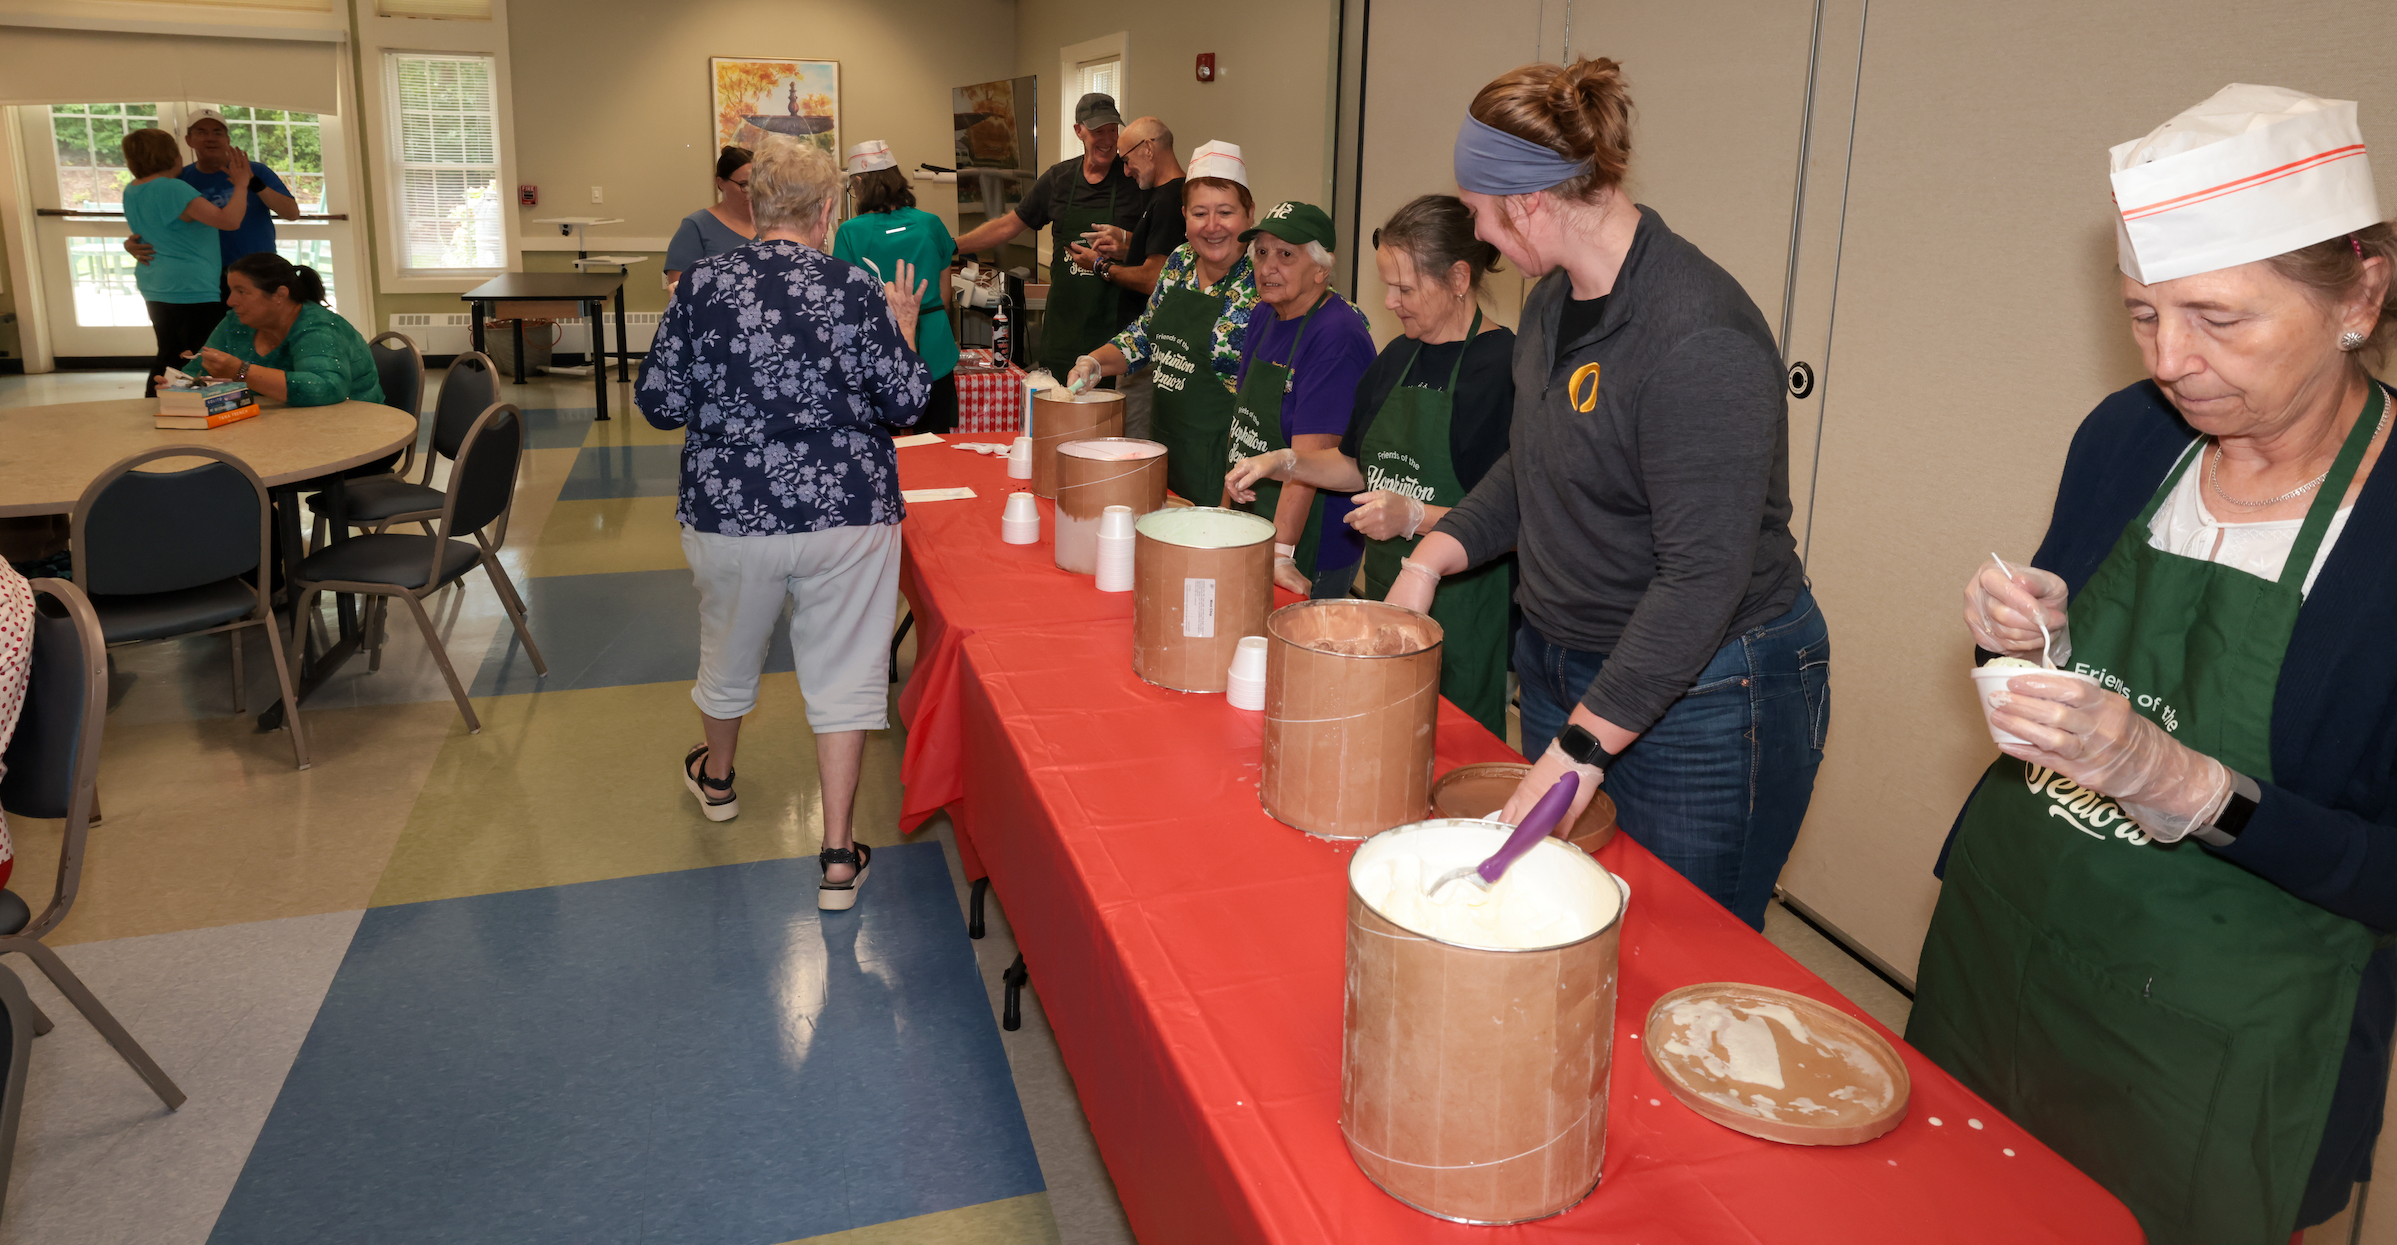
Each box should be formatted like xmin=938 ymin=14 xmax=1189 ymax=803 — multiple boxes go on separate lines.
xmin=1067 ymin=140 xmax=1262 ymax=505
xmin=836 ymin=140 xmax=959 ymax=431
xmin=665 ymin=146 xmax=757 ymax=293
xmin=1911 ymin=84 xmax=2397 ymax=1244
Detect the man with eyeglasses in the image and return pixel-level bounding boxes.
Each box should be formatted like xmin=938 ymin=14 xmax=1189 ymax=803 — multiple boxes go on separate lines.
xmin=1070 ymin=116 xmax=1185 ymax=438
xmin=123 ymin=109 xmax=302 ymax=301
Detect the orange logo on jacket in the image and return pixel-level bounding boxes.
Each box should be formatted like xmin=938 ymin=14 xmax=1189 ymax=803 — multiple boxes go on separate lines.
xmin=1567 ymin=363 xmax=1602 ymax=412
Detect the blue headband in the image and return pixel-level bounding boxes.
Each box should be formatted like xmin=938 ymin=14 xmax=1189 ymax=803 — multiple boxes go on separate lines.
xmin=1453 ymin=114 xmax=1586 ymax=195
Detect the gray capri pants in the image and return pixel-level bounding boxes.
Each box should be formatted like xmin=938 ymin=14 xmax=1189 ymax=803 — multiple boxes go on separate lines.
xmin=682 ymin=522 xmax=902 ymax=732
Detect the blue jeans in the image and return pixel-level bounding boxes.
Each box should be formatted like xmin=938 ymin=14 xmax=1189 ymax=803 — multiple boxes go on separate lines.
xmin=1516 ymin=588 xmax=1830 ymax=929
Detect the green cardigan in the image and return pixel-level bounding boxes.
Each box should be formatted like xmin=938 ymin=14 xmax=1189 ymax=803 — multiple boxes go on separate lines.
xmin=183 ymin=301 xmax=384 ymax=407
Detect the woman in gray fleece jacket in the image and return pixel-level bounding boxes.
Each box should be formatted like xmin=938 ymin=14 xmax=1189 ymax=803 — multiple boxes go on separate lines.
xmin=1388 ymin=57 xmax=1830 ymax=930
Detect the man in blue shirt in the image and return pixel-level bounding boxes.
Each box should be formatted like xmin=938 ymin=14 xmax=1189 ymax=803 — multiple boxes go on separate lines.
xmin=124 ymin=109 xmax=301 ymax=296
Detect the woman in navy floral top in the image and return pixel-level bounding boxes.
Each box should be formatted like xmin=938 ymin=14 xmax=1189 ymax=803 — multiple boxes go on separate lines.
xmin=639 ymin=138 xmax=929 ymax=911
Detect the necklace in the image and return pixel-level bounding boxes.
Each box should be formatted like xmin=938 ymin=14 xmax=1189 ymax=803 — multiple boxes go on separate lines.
xmin=2208 ymin=389 xmax=2391 ymax=509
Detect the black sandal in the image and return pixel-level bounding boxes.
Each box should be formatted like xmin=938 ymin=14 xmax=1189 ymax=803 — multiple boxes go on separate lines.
xmin=683 ymin=744 xmax=739 ymax=822
xmin=819 ymin=842 xmax=872 ymax=911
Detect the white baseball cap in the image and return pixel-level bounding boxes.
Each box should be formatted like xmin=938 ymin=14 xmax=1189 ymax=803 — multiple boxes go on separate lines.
xmin=1186 ymin=140 xmax=1247 ymax=188
xmin=846 ymin=140 xmax=897 ymax=174
xmin=2110 ymin=84 xmax=2382 ymax=284
xmin=185 ymin=108 xmax=229 ymax=133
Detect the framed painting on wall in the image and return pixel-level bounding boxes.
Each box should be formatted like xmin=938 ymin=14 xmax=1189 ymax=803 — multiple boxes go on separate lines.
xmin=711 ymin=57 xmax=839 ymax=157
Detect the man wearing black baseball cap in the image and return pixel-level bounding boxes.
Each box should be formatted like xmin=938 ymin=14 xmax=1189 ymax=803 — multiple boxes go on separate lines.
xmin=953 ymin=92 xmax=1147 ymax=381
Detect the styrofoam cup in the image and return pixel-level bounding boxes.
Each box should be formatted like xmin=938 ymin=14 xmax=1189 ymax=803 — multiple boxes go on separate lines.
xmin=1098 ymin=503 xmax=1136 ymax=540
xmin=1229 ymin=635 xmax=1269 ymax=682
xmin=1003 ymin=491 xmax=1040 ymax=522
xmin=1095 ymin=533 xmax=1135 ymax=592
xmin=1970 ymin=663 xmax=2099 ymax=746
xmin=1001 ymin=515 xmax=1040 ymax=545
xmin=1008 ymin=435 xmax=1034 ymax=479
xmin=1226 ymin=672 xmax=1266 ymax=711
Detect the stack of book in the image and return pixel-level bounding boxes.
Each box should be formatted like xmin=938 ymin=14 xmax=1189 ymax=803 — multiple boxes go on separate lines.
xmin=156 ymin=380 xmax=259 ymax=430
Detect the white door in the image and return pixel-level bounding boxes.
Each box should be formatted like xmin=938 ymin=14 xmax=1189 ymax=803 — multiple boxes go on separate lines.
xmin=20 ymin=101 xmax=357 ymax=359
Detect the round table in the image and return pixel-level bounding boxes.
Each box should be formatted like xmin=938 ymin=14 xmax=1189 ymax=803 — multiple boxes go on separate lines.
xmin=0 ymin=398 xmax=418 ymax=517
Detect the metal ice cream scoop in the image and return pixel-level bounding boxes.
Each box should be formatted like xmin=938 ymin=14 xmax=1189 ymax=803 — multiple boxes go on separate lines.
xmin=1425 ymin=773 xmax=1580 ymax=897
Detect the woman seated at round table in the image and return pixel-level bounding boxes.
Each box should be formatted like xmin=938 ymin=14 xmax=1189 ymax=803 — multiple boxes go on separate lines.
xmin=1066 ymin=140 xmax=1259 ymax=508
xmin=1227 ymin=194 xmax=1514 ymax=731
xmin=177 ymin=252 xmax=382 ymax=407
xmin=835 ymin=140 xmax=959 ymax=432
xmin=1909 ymin=84 xmax=2397 ymax=1245
xmin=665 ymin=146 xmax=756 ymax=294
xmin=636 ymin=137 xmax=929 ymax=912
xmin=1224 ymin=201 xmax=1375 ymax=597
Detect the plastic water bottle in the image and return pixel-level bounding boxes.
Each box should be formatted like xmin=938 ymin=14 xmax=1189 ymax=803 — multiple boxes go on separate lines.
xmin=992 ymin=294 xmax=1012 ymax=364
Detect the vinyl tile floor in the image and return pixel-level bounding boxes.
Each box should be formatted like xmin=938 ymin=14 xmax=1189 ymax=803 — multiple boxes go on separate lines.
xmin=0 ymin=369 xmax=1937 ymax=1245
xmin=0 ymin=371 xmax=1130 ymax=1245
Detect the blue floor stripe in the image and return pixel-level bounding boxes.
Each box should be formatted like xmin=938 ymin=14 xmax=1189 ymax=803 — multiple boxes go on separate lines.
xmin=469 ymin=567 xmax=793 ymax=697
xmin=516 ymin=406 xmax=599 ymax=450
xmin=208 ymin=846 xmax=1043 ymax=1245
xmin=559 ymin=444 xmax=682 ymax=499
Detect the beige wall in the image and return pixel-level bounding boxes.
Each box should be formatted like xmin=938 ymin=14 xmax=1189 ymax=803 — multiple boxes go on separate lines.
xmin=1009 ymin=0 xmax=1339 ymax=278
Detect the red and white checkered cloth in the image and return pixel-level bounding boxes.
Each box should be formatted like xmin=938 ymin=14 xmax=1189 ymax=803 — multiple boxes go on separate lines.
xmin=953 ymin=352 xmax=1026 ymax=435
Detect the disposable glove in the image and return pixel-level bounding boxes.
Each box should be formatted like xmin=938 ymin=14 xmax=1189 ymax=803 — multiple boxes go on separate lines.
xmin=1966 ymin=557 xmax=2071 ymax=665
xmin=1987 ymin=672 xmax=2234 ymax=842
xmin=1345 ymin=489 xmax=1426 ymax=541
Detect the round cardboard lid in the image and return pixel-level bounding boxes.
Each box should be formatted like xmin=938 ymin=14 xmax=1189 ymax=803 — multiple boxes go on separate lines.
xmin=1642 ymin=982 xmax=1909 ymax=1146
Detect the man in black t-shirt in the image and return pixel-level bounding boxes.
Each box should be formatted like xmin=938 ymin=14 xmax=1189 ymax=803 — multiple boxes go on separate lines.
xmin=954 ymin=93 xmax=1147 ymax=380
xmin=1076 ymin=116 xmax=1186 ymax=436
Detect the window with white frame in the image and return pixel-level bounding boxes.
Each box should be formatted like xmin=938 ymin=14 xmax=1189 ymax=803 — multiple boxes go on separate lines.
xmin=198 ymin=104 xmax=328 ymax=211
xmin=1059 ymin=39 xmax=1126 ymax=162
xmin=384 ymin=51 xmax=502 ymax=272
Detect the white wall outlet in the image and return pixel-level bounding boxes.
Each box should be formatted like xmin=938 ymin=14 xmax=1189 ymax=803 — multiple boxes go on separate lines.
xmin=590 ymin=186 xmax=604 ymax=203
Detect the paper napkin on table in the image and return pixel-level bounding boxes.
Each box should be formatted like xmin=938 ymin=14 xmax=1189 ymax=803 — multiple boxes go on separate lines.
xmin=892 ymin=433 xmax=946 ymax=447
xmin=902 ymin=487 xmax=977 ymax=502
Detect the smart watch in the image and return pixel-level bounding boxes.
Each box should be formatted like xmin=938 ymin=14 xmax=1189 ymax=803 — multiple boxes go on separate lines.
xmin=1094 ymin=257 xmax=1114 ymax=281
xmin=2189 ymin=772 xmax=2261 ymax=848
xmin=249 ymin=176 xmax=266 ymax=194
xmin=1555 ymin=723 xmax=1617 ymax=772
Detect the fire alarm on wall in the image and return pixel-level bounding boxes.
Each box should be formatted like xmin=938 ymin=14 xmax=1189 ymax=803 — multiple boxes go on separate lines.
xmin=1196 ymin=53 xmax=1216 ymax=83
xmin=518 ymin=184 xmax=538 ymax=206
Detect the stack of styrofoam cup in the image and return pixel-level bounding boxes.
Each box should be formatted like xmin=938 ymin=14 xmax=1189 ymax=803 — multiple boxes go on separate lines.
xmin=1007 ymin=435 xmax=1034 ymax=479
xmin=1095 ymin=505 xmax=1137 ymax=592
xmin=1001 ymin=491 xmax=1041 ymax=544
xmin=1225 ymin=635 xmax=1269 ymax=710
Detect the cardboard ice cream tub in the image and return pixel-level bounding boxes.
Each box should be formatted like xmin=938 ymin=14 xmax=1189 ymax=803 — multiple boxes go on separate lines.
xmin=1430 ymin=761 xmax=1618 ymax=854
xmin=1031 ymin=388 xmax=1124 ymax=499
xmin=1055 ymin=438 xmax=1168 ymax=574
xmin=1343 ymin=819 xmax=1627 ymax=1223
xmin=1132 ymin=507 xmax=1276 ymax=692
xmin=1261 ymin=599 xmax=1442 ymax=840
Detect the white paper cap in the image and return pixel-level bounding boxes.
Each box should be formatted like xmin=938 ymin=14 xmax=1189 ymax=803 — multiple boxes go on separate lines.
xmin=846 ymin=140 xmax=897 ymax=174
xmin=1187 ymin=140 xmax=1248 ymax=188
xmin=2110 ymin=84 xmax=2381 ymax=284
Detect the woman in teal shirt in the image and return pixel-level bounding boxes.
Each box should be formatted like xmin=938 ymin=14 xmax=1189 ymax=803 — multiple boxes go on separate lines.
xmin=834 ymin=142 xmax=957 ymax=431
xmin=122 ymin=127 xmax=249 ymax=397
xmin=179 ymin=252 xmax=381 ymax=407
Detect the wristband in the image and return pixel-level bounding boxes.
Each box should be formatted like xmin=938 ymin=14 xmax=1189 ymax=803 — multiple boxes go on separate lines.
xmin=2189 ymin=771 xmax=2261 ymax=848
xmin=1275 ymin=542 xmax=1297 ymax=559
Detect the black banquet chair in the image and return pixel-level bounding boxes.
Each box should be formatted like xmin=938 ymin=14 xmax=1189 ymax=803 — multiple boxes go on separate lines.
xmin=70 ymin=446 xmax=308 ymax=768
xmin=0 ymin=578 xmax=190 ymax=1120
xmin=289 ymin=402 xmax=547 ymax=733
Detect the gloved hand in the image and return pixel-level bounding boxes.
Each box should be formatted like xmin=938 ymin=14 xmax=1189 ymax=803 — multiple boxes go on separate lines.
xmin=1499 ymin=739 xmax=1606 ymax=833
xmin=1273 ymin=542 xmax=1311 ymax=595
xmin=1066 ymin=354 xmax=1104 ymax=394
xmin=1988 ymin=672 xmax=2233 ymax=842
xmin=1966 ymin=557 xmax=2071 ymax=665
xmin=1345 ymin=489 xmax=1426 ymax=541
xmin=1383 ymin=556 xmax=1439 ymax=613
xmin=1226 ymin=448 xmax=1297 ymax=505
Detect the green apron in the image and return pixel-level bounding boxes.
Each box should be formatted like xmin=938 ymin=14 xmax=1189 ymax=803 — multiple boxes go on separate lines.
xmin=1909 ymin=383 xmax=2388 ymax=1245
xmin=1036 ymin=179 xmax=1122 ymax=381
xmin=1147 ymin=274 xmax=1244 ymax=505
xmin=1356 ymin=313 xmax=1512 ymax=737
xmin=1227 ymin=291 xmax=1331 ymax=577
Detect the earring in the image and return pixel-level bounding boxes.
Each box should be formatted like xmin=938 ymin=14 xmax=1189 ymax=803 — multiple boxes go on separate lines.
xmin=2341 ymin=330 xmax=2369 ymax=351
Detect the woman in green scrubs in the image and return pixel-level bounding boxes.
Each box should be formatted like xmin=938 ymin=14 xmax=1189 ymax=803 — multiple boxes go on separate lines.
xmin=1067 ymin=141 xmax=1258 ymax=506
xmin=835 ymin=141 xmax=959 ymax=431
xmin=1228 ymin=195 xmax=1515 ymax=732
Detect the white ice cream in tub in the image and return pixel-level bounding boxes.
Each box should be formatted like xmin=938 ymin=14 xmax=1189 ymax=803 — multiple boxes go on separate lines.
xmin=1349 ymin=818 xmax=1623 ymax=952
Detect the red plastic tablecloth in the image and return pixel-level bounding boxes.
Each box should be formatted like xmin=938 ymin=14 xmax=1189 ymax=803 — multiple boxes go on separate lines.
xmin=955 ymin=616 xmax=2143 ymax=1245
xmin=893 ymin=440 xmax=1299 ymax=873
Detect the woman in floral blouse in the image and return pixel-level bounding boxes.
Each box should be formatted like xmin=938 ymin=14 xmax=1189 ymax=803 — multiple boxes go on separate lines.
xmin=638 ymin=138 xmax=930 ymax=912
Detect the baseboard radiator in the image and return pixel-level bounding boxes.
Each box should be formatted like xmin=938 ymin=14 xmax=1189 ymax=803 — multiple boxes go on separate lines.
xmin=386 ymin=312 xmax=662 ymax=357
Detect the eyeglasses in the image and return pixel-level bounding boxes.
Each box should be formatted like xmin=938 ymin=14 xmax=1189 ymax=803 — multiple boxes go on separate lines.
xmin=1122 ymin=138 xmax=1155 ymax=159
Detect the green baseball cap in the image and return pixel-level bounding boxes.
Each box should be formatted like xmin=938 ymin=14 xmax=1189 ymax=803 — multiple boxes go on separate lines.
xmin=1240 ymin=200 xmax=1336 ymax=250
